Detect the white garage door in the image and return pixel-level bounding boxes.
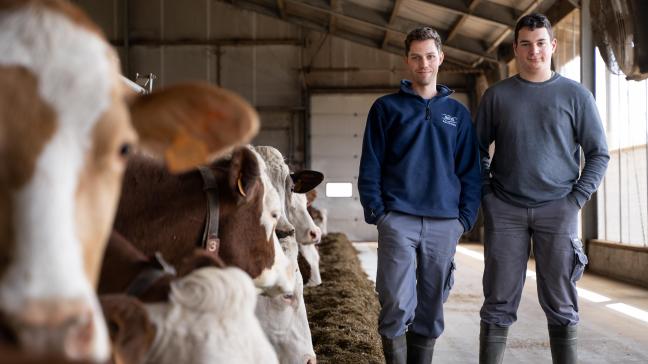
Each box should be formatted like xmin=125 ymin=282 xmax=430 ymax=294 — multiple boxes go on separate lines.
xmin=310 ymin=93 xmax=384 ymax=241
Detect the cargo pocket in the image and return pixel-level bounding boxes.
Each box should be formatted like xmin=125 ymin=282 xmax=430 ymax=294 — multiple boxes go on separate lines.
xmin=570 ymin=238 xmax=588 ymax=282
xmin=442 ymin=260 xmax=456 ymax=303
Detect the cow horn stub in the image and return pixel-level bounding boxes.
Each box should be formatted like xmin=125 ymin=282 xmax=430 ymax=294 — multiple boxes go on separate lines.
xmin=237 ymin=177 xmax=247 ymax=197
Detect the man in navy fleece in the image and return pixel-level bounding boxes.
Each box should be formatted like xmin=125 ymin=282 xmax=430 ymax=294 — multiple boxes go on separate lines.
xmin=358 ymin=26 xmax=480 ymax=364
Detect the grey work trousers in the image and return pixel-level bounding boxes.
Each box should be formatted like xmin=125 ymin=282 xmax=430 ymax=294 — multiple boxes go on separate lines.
xmin=479 ymin=193 xmax=588 ymax=327
xmin=376 ymin=211 xmax=464 ymax=339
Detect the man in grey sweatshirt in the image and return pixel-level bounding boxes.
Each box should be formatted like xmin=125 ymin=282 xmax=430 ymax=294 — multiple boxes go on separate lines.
xmin=475 ymin=13 xmax=609 ymax=364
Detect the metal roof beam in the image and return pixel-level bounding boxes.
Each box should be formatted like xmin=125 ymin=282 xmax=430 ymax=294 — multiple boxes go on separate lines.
xmin=329 ymin=0 xmax=339 ymax=33
xmin=382 ymin=0 xmax=404 ymax=49
xmin=284 ymin=0 xmax=500 ymax=63
xmin=110 ymin=38 xmax=305 ymax=47
xmin=446 ymin=0 xmax=482 ymax=43
xmin=486 ymin=0 xmax=542 ymax=53
xmin=420 ymin=0 xmax=518 ymax=28
xmin=218 ymin=0 xmax=500 ymax=65
xmin=276 ymin=0 xmax=286 ymax=18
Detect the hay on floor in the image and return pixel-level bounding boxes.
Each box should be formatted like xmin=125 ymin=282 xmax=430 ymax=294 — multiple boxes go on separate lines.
xmin=303 ymin=233 xmax=383 ymax=364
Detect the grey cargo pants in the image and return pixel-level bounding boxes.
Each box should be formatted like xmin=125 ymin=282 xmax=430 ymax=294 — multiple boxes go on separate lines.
xmin=376 ymin=211 xmax=464 ymax=339
xmin=479 ymin=193 xmax=588 ymax=327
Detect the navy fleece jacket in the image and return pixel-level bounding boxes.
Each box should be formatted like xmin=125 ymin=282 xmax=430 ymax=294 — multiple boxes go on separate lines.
xmin=358 ymin=80 xmax=481 ymax=232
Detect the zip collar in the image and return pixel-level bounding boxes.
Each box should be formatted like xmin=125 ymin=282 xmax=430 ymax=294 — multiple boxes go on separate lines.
xmin=399 ymin=79 xmax=453 ymax=101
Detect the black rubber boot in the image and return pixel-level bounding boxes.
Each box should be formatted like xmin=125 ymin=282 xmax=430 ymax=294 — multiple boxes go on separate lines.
xmin=382 ymin=334 xmax=407 ymax=364
xmin=406 ymin=331 xmax=436 ymax=364
xmin=549 ymin=324 xmax=578 ymax=364
xmin=479 ymin=321 xmax=509 ymax=364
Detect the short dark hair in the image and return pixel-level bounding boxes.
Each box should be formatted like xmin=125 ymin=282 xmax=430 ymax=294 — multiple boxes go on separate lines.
xmin=405 ymin=27 xmax=442 ymax=55
xmin=514 ymin=13 xmax=553 ymax=44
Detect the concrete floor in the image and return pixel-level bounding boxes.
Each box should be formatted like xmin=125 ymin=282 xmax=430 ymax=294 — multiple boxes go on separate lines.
xmin=353 ymin=242 xmax=648 ymax=363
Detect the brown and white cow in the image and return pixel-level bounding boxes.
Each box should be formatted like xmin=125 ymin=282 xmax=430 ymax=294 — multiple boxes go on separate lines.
xmin=306 ymin=190 xmax=328 ymax=237
xmin=0 ymin=0 xmax=258 ymax=360
xmin=112 ymin=147 xmax=294 ymax=297
xmin=98 ymin=220 xmax=280 ymax=364
xmin=99 ymin=235 xmax=277 ymax=364
xmin=146 ymin=266 xmax=278 ymax=364
xmin=290 ymin=193 xmax=323 ymax=287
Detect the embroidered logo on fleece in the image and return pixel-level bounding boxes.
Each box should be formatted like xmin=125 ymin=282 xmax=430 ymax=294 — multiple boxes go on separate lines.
xmin=441 ymin=113 xmax=458 ymax=127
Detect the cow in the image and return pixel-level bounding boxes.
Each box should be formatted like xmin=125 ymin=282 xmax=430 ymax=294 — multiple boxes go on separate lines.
xmin=254 ymin=146 xmax=323 ymax=287
xmin=306 ymin=190 xmax=328 ymax=237
xmin=253 ymin=146 xmax=325 ymax=364
xmin=289 ymin=193 xmax=323 ymax=287
xmin=0 ymin=0 xmax=259 ymax=360
xmin=307 ymin=205 xmax=328 ymax=237
xmin=255 ymin=238 xmax=315 ymax=364
xmin=112 ymin=146 xmax=294 ymax=297
xmin=102 ymin=267 xmax=277 ymax=364
xmin=98 ymin=233 xmax=277 ymax=364
xmin=253 ymin=146 xmax=321 ymax=244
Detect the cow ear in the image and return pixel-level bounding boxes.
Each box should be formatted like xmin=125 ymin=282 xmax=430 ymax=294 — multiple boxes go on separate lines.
xmin=297 ymin=252 xmax=311 ymax=285
xmin=128 ymin=82 xmax=259 ymax=174
xmin=290 ymin=170 xmax=324 ymax=193
xmin=228 ymin=147 xmax=261 ymax=201
xmin=100 ymin=294 xmax=156 ymax=364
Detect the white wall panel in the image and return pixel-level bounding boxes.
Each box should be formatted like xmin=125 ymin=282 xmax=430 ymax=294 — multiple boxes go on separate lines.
xmin=220 ymin=47 xmax=255 ymax=103
xmin=129 ymin=0 xmax=162 ymax=39
xmin=310 ymin=93 xmax=385 ymax=241
xmin=163 ymin=0 xmax=207 ymax=40
xmin=74 ymin=0 xmax=122 ymax=40
xmin=162 ymin=47 xmax=209 ymax=85
xmin=209 ymin=1 xmax=256 ymax=38
xmin=255 ymin=46 xmax=302 ymax=106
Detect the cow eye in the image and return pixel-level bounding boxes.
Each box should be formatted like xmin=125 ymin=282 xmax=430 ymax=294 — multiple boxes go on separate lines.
xmin=119 ymin=143 xmax=132 ymax=158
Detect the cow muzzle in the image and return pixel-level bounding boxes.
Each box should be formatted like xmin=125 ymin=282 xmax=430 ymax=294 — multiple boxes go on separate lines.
xmin=8 ymin=298 xmax=107 ymax=361
xmin=301 ymin=226 xmax=321 ymax=245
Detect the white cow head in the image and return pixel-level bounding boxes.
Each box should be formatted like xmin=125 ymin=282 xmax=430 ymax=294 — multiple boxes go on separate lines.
xmin=0 ymin=1 xmax=258 ymax=360
xmin=290 ymin=193 xmax=323 ymax=287
xmin=256 ymin=236 xmax=317 ymax=364
xmin=145 ymin=267 xmax=279 ymax=364
xmin=289 ymin=193 xmax=322 ymax=245
xmin=248 ymin=148 xmax=295 ymax=297
xmin=253 ymin=146 xmax=323 ymax=287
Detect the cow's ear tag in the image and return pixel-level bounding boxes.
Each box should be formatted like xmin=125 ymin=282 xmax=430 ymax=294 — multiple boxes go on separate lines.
xmin=237 ymin=177 xmax=247 ymax=197
xmin=207 ymin=238 xmax=220 ymax=253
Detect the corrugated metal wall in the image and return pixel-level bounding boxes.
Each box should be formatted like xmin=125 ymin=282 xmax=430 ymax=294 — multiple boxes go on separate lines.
xmin=73 ymin=0 xmax=472 ymax=169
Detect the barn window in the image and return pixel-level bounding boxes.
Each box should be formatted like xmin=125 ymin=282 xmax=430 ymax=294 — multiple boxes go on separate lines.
xmin=595 ymin=49 xmax=648 ymax=247
xmin=326 ymin=182 xmax=353 ymax=198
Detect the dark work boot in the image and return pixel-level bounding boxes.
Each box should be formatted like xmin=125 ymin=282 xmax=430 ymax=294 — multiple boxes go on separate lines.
xmin=479 ymin=321 xmax=509 ymax=364
xmin=382 ymin=334 xmax=407 ymax=364
xmin=406 ymin=331 xmax=436 ymax=364
xmin=548 ymin=324 xmax=578 ymax=364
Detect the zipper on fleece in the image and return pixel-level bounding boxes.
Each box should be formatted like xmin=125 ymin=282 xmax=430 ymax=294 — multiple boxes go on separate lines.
xmin=425 ymin=99 xmax=431 ymax=120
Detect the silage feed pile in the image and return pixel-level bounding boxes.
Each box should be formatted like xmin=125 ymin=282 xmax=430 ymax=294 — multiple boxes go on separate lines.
xmin=303 ymin=233 xmax=383 ymax=364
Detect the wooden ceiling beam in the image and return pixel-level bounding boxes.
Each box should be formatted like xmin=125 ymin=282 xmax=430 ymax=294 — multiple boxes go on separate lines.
xmin=382 ymin=0 xmax=404 ymax=50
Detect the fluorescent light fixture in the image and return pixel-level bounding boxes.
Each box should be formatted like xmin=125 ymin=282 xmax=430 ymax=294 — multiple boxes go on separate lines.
xmin=326 ymin=182 xmax=352 ymax=197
